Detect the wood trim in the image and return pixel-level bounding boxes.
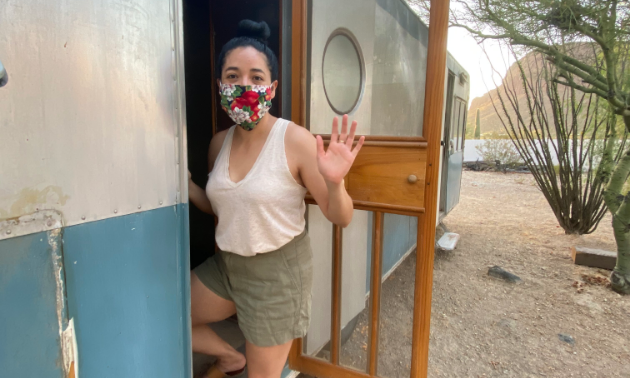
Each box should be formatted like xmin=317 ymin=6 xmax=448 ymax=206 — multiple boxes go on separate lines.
xmin=411 ymin=0 xmax=452 ymax=377
xmin=209 ymin=5 xmax=217 ymax=136
xmin=318 ymin=134 xmax=427 ymax=143
xmin=289 ymin=336 xmax=303 ymax=370
xmin=288 ymin=0 xmax=309 ymax=370
xmin=291 ymin=0 xmax=308 ymax=126
xmin=331 ymin=225 xmax=343 ymax=365
xmin=278 ymin=0 xmax=284 ymax=117
xmin=368 ymin=212 xmax=384 ymax=375
xmin=359 ymin=141 xmax=427 ymax=148
xmin=318 ymin=135 xmax=427 ymax=148
xmin=292 ymin=356 xmax=372 ymax=378
xmin=325 ymin=140 xmax=427 ymax=149
xmin=305 ymin=196 xmax=425 ymax=216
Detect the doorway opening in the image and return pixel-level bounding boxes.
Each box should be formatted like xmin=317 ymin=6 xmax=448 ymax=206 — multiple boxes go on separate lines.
xmin=439 ymin=71 xmax=456 ymax=215
xmin=182 ymin=0 xmax=289 ymax=375
xmin=183 ymin=0 xmax=284 ymax=269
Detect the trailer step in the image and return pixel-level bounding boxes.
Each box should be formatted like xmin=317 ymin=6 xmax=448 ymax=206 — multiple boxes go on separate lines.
xmin=437 ymin=232 xmax=460 ymax=251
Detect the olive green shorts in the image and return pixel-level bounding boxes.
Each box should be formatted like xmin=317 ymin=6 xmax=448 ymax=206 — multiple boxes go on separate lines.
xmin=194 ymin=230 xmax=313 ymax=347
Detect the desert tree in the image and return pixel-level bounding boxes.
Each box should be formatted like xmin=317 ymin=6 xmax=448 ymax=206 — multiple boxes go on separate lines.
xmin=475 ymin=109 xmax=482 ymax=138
xmin=406 ymin=0 xmax=630 ymax=293
xmin=490 ymin=47 xmax=627 ymax=238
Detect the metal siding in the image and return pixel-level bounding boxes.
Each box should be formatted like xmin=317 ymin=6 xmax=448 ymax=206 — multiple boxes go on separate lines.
xmin=446 ymin=151 xmax=464 ymax=212
xmin=62 ymin=205 xmax=190 ymax=378
xmin=371 ymin=0 xmax=428 ymax=136
xmin=0 ymin=231 xmax=64 ymax=378
xmin=365 ymin=213 xmax=417 ymax=292
xmin=0 ymin=0 xmax=181 ymax=230
xmin=441 ymin=55 xmax=470 ymax=214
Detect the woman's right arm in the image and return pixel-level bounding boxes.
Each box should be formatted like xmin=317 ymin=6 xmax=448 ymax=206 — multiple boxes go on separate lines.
xmin=188 ymin=172 xmax=214 ymax=214
xmin=188 ymin=130 xmax=228 ymax=215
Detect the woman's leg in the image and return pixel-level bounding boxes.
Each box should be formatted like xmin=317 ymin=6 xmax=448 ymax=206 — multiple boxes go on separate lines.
xmin=245 ymin=339 xmax=294 ymax=378
xmin=191 ymin=272 xmax=246 ymax=373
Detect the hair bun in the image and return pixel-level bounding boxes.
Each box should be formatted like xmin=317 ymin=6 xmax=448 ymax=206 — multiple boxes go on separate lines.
xmin=236 ymin=20 xmax=271 ymax=43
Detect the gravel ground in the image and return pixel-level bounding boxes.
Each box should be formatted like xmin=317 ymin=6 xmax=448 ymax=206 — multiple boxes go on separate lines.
xmin=300 ymin=171 xmax=629 ymax=378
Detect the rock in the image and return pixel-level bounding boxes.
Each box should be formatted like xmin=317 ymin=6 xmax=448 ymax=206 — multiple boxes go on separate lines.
xmin=488 ymin=266 xmax=522 ymax=283
xmin=558 ymin=333 xmax=575 ymax=345
xmin=498 ymin=318 xmax=516 ymax=329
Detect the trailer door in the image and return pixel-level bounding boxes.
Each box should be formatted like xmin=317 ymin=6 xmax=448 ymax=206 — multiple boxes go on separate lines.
xmin=288 ymin=0 xmax=451 ymax=377
xmin=444 ymin=97 xmax=467 ymax=213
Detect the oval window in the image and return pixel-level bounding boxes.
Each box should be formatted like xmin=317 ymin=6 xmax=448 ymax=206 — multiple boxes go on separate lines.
xmin=322 ymin=30 xmax=364 ymax=115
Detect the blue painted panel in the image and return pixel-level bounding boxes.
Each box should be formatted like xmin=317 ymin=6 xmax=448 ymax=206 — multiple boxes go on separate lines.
xmin=446 ymin=151 xmax=464 ymax=213
xmin=62 ymin=204 xmax=191 ymax=378
xmin=366 ymin=213 xmax=418 ymax=292
xmin=0 ymin=231 xmax=64 ymax=378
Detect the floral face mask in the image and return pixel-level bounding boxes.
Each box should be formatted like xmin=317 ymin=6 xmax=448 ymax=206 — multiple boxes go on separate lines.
xmin=219 ymin=83 xmax=273 ymax=131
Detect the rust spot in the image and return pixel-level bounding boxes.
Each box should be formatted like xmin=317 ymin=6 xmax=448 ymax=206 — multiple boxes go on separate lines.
xmin=0 ymin=186 xmax=69 ymax=219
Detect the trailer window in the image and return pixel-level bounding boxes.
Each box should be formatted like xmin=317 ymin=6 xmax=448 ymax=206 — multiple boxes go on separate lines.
xmin=450 ymin=100 xmax=460 ymax=151
xmin=322 ymin=29 xmax=364 ymax=115
xmin=458 ymin=99 xmax=467 ymax=150
xmin=451 ymin=98 xmax=467 ymax=151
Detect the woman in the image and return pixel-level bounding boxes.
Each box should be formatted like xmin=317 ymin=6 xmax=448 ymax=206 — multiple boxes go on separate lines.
xmin=188 ymin=20 xmax=364 ymax=378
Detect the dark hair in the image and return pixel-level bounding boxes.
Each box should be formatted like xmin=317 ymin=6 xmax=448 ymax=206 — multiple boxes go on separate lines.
xmin=216 ymin=20 xmax=279 ymax=82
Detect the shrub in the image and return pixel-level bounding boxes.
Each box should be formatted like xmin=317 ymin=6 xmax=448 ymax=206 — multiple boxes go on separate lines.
xmin=475 ymin=139 xmax=523 ymax=167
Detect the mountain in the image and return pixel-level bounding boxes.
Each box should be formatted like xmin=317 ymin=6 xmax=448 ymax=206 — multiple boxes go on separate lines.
xmin=466 ymin=43 xmax=598 ymax=138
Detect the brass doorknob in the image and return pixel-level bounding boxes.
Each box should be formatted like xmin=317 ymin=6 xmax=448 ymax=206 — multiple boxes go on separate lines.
xmin=408 ymin=175 xmax=418 ymax=183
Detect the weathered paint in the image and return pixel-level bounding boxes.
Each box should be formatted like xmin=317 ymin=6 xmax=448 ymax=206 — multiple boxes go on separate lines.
xmin=0 ymin=204 xmax=191 ymax=377
xmin=49 ymin=228 xmax=76 ymax=376
xmin=0 ymin=230 xmax=66 ymax=378
xmin=0 ymin=209 xmax=64 ymax=241
xmin=0 ymin=186 xmax=70 ymax=220
xmin=0 ymin=0 xmax=186 ymax=231
xmin=61 ymin=204 xmax=191 ymax=378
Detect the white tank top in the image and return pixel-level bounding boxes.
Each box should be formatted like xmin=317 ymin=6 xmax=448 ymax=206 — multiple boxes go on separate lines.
xmin=206 ymin=118 xmax=308 ymax=256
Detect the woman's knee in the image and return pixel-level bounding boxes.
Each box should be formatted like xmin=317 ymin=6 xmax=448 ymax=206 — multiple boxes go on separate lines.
xmin=246 ymin=340 xmax=293 ymax=378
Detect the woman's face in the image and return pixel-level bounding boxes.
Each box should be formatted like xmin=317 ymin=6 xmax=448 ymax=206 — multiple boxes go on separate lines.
xmin=219 ymin=46 xmax=277 ymax=95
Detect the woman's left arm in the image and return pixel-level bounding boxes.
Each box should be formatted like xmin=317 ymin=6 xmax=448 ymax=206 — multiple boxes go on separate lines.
xmin=292 ymin=115 xmax=364 ymax=228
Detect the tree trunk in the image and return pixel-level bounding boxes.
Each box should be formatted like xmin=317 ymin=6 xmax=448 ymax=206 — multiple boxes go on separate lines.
xmin=611 ymin=114 xmax=630 ymax=294
xmin=475 ymin=109 xmax=481 ymax=139
xmin=611 ymin=215 xmax=630 ymax=294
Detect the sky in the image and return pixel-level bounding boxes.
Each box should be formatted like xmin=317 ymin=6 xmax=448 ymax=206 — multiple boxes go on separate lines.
xmin=446 ymin=24 xmax=516 ymax=106
xmin=404 ymin=0 xmax=519 ymax=107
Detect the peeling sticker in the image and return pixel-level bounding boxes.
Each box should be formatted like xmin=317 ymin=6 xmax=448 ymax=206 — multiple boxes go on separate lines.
xmin=49 ymin=229 xmax=77 ymax=377
xmin=62 ymin=319 xmax=79 ymax=378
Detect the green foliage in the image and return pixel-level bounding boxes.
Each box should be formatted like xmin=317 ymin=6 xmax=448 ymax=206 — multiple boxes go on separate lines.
xmin=475 ymin=139 xmax=523 ymax=167
xmin=481 ymin=131 xmax=511 ymax=140
xmin=475 ymin=109 xmax=481 ymax=139
xmin=438 ymin=0 xmax=630 ymax=291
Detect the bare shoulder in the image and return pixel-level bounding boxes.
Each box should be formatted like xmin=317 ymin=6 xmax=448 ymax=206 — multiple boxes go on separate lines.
xmin=285 ymin=122 xmax=316 ymax=151
xmin=210 ymin=129 xmax=229 ymax=151
xmin=208 ymin=128 xmax=230 ymax=170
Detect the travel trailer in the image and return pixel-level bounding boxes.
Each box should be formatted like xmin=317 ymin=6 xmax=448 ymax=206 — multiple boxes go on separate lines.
xmin=0 ymin=0 xmax=467 ymax=377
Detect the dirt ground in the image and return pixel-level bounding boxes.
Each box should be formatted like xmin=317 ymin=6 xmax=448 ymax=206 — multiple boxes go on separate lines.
xmin=301 ymin=171 xmax=630 ymax=378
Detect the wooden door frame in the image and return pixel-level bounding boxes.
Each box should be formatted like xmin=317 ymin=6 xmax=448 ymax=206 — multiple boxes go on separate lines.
xmin=288 ymin=0 xmax=451 ymax=377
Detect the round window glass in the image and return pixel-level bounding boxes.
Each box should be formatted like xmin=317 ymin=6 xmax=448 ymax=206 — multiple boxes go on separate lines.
xmin=322 ymin=31 xmax=364 ymax=114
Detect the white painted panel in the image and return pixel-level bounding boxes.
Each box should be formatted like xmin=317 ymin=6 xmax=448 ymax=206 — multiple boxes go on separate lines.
xmin=306 ymin=205 xmax=369 ymax=355
xmin=305 ymin=206 xmax=333 ymax=355
xmin=306 ymin=0 xmax=376 ymax=355
xmin=0 ymin=0 xmax=184 ymax=235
